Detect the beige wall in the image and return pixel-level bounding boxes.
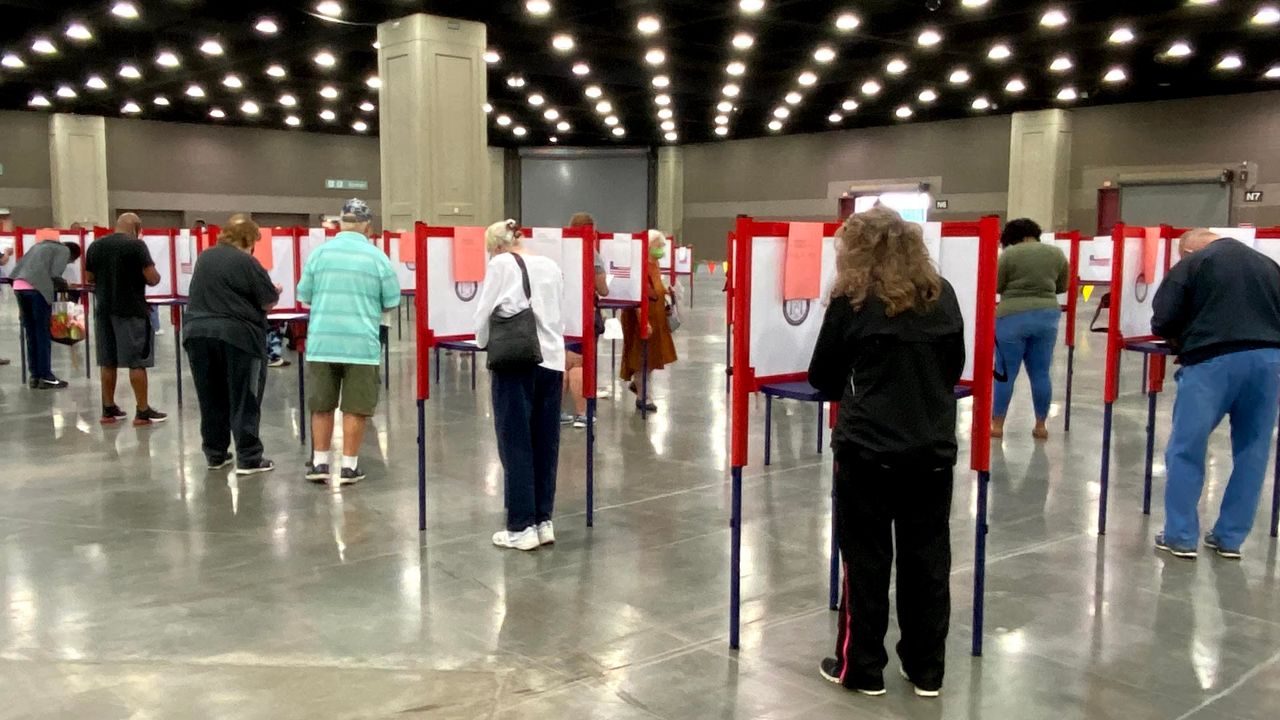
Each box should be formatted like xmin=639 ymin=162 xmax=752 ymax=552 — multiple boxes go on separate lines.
xmin=0 ymin=111 xmax=55 ymax=225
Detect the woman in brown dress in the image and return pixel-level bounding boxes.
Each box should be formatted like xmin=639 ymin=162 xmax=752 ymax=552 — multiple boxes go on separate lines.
xmin=620 ymin=230 xmax=678 ymax=411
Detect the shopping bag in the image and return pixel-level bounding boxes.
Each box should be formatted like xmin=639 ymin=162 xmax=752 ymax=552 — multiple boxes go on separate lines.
xmin=51 ymin=299 xmax=86 ymax=346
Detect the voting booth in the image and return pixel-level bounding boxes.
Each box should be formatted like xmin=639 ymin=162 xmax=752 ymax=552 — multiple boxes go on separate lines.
xmin=4 ymin=228 xmax=95 ymax=383
xmin=726 ymin=215 xmax=1000 ymax=655
xmin=657 ymin=234 xmax=696 ymax=307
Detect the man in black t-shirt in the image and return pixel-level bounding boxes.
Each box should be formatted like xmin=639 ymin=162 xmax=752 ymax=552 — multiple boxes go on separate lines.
xmin=85 ymin=213 xmax=167 ymax=426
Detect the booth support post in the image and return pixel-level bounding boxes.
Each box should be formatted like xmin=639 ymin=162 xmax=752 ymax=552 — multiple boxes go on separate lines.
xmin=413 ymin=224 xmax=430 ymax=532
xmin=18 ymin=323 xmax=27 ymax=385
xmin=1064 ymin=346 xmax=1075 ymax=432
xmin=1099 ymin=403 xmax=1114 ymax=535
xmin=417 ymin=399 xmax=426 ymax=531
xmin=727 ymin=217 xmax=752 ymax=651
xmin=968 ymin=216 xmax=1001 ymax=658
xmin=1272 ymin=435 xmax=1280 ymax=537
xmin=972 ymin=469 xmax=990 ymax=657
xmin=1142 ymin=390 xmax=1158 ymax=515
xmin=829 ymin=465 xmax=839 ymax=611
xmin=173 ymin=306 xmax=183 ymax=407
xmin=296 ymin=353 xmax=307 ymax=445
xmin=729 ymin=465 xmax=743 ymax=650
xmin=582 ymin=229 xmax=598 ymax=528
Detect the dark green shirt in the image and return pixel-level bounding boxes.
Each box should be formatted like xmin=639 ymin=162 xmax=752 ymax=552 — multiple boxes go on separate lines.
xmin=997 ymin=241 xmax=1069 ymax=318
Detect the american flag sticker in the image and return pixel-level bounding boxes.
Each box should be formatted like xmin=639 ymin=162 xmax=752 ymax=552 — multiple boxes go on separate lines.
xmin=609 ymin=262 xmax=631 ymax=279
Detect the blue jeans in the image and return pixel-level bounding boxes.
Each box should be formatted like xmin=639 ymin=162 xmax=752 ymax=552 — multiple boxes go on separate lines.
xmin=993 ymin=308 xmax=1060 ymax=419
xmin=491 ymin=365 xmax=563 ymax=531
xmin=267 ymin=325 xmax=284 ymax=361
xmin=1164 ymin=348 xmax=1280 ymax=549
xmin=16 ymin=290 xmax=53 ymax=380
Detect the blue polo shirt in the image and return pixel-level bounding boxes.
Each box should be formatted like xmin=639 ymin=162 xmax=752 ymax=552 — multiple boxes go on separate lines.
xmin=297 ymin=231 xmax=400 ymax=365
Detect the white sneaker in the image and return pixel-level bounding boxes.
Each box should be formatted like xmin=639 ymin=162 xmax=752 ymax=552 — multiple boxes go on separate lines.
xmin=493 ymin=527 xmax=540 ymax=551
xmin=537 ymin=521 xmax=556 ymax=545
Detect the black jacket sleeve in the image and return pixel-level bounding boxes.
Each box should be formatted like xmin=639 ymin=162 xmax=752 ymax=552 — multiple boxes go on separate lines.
xmin=808 ymin=298 xmax=857 ymax=401
xmin=1152 ymin=261 xmax=1190 ymax=340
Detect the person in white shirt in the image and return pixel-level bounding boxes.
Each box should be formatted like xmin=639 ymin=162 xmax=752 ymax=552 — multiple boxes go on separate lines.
xmin=474 ymin=220 xmax=566 ymax=551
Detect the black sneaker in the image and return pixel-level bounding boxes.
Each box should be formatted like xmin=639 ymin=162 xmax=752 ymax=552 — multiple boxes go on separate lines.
xmin=133 ymin=407 xmax=169 ymax=427
xmin=268 ymin=357 xmax=291 ymax=368
xmin=899 ymin=665 xmax=941 ymax=698
xmin=338 ymin=467 xmax=365 ymax=486
xmin=36 ymin=377 xmax=69 ymax=390
xmin=236 ymin=459 xmax=275 ymax=476
xmin=819 ymin=658 xmax=886 ymax=696
xmin=207 ymin=456 xmax=233 ymax=470
xmin=101 ymin=405 xmax=128 ymax=425
xmin=1204 ymin=533 xmax=1242 ymax=560
xmin=306 ymin=463 xmax=331 ymax=483
xmin=1155 ymin=533 xmax=1198 ymax=560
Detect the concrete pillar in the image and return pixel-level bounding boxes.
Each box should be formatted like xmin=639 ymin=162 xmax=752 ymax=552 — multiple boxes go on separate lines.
xmin=655 ymin=146 xmax=684 ymax=239
xmin=1007 ymin=109 xmax=1072 ymax=230
xmin=48 ymin=114 xmax=109 ymax=227
xmin=486 ymin=147 xmax=505 ymax=223
xmin=377 ymin=14 xmax=487 ymax=232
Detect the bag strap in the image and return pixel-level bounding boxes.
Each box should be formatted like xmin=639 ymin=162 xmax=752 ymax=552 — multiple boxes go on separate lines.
xmin=510 ymin=253 xmax=532 ymax=300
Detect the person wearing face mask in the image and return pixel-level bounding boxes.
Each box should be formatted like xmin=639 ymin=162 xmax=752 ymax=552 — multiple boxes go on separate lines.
xmin=618 ymin=229 xmax=678 ymax=412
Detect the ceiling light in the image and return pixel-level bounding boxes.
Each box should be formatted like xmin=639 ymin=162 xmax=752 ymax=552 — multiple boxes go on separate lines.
xmin=988 ymin=44 xmax=1011 ymax=61
xmin=185 ymin=84 xmax=205 ymax=98
xmin=267 ymin=64 xmax=287 ymax=78
xmin=320 ymin=109 xmax=336 ymax=121
xmin=314 ymin=51 xmax=337 ymax=67
xmin=121 ymin=101 xmax=141 ymax=114
xmin=828 ymin=113 xmax=843 ymax=123
xmin=717 ymin=101 xmax=734 ymax=112
xmin=1005 ymin=78 xmax=1027 ymax=93
xmin=285 ymin=115 xmax=301 ymax=127
xmin=715 ymin=126 xmax=729 ymax=136
xmin=723 ymin=83 xmax=741 ymax=97
xmin=798 ymin=70 xmax=818 ymax=85
xmin=557 ymin=120 xmax=571 ymax=131
xmin=645 ymin=49 xmax=667 ymax=66
xmin=739 ymin=0 xmax=765 ymax=13
xmin=32 ymin=39 xmax=56 ymax=55
xmin=223 ymin=74 xmax=243 ymax=89
xmin=841 ymin=98 xmax=858 ymax=111
xmin=543 ymin=108 xmax=560 ymax=121
xmin=917 ymin=29 xmax=942 ymax=47
xmin=241 ymin=101 xmax=260 ymax=115
xmin=366 ymin=75 xmax=381 ymax=89
xmin=660 ymin=120 xmax=675 ymax=132
xmin=1187 ymin=0 xmax=1218 ymax=4
xmin=652 ymin=75 xmax=670 ymax=88
xmin=496 ymin=114 xmax=512 ymax=126
xmin=2 ymin=54 xmax=24 ymax=69
xmin=200 ymin=40 xmax=224 ymax=56
xmin=279 ymin=94 xmax=297 ymax=106
xmin=1056 ymin=87 xmax=1078 ymax=102
xmin=56 ymin=85 xmax=77 ymax=99
xmin=1050 ymin=56 xmax=1073 ymax=72
xmin=86 ymin=75 xmax=107 ymax=90
xmin=507 ymin=76 xmax=526 ymax=88
xmin=118 ymin=64 xmax=140 ymax=79
xmin=971 ymin=97 xmax=991 ymax=110
xmin=732 ymin=33 xmax=755 ymax=50
xmin=156 ymin=51 xmax=180 ymax=68
xmin=962 ymin=0 xmax=990 ymax=6
xmin=526 ymin=0 xmax=551 ymax=16
xmin=767 ymin=120 xmax=782 ymax=131
xmin=1109 ymin=27 xmax=1135 ymax=44
xmin=585 ymin=85 xmax=602 ymax=98
xmin=715 ymin=114 xmax=729 ymax=125
xmin=835 ymin=13 xmax=860 ymax=31
xmin=552 ymin=34 xmax=575 ymax=52
xmin=316 ymin=1 xmax=342 ymax=17
xmin=1165 ymin=41 xmax=1193 ymax=58
xmin=528 ymin=93 xmax=545 ymax=106
xmin=1267 ymin=65 xmax=1280 ymax=79
xmin=1217 ymin=54 xmax=1243 ymax=71
xmin=111 ymin=2 xmax=139 ymax=19
xmin=664 ymin=132 xmax=677 ymax=142
xmin=949 ymin=68 xmax=971 ymax=84
xmin=550 ymin=136 xmax=559 ymax=144
xmin=1040 ymin=9 xmax=1068 ymax=27
xmin=655 ymin=94 xmax=671 ymax=106
xmin=483 ymin=103 xmax=493 ymax=114
xmin=320 ymin=86 xmax=339 ymax=99
xmin=572 ymin=62 xmax=590 ymax=75
xmin=483 ymin=50 xmax=501 ymax=65
xmin=66 ymin=23 xmax=92 ymax=41
xmin=255 ymin=18 xmax=279 ymax=34
xmin=1103 ymin=67 xmax=1127 ymax=83
xmin=886 ymin=59 xmax=908 ymax=74
xmin=814 ymin=46 xmax=836 ymax=63
xmin=726 ymin=61 xmax=746 ymax=75
xmin=895 ymin=106 xmax=913 ymax=119
xmin=1254 ymin=6 xmax=1280 ymax=24
xmin=773 ymin=107 xmax=790 ymax=119
xmin=28 ymin=94 xmax=50 ymax=108
xmin=918 ymin=88 xmax=938 ymax=103
xmin=658 ymin=107 xmax=674 ymax=119
xmin=153 ymin=95 xmax=169 ymax=106
xmin=637 ymin=16 xmax=661 ymax=34
xmin=209 ymin=108 xmax=226 ymax=119
xmin=372 ymin=41 xmax=380 ymax=50
xmin=595 ymin=100 xmax=612 ymax=113
xmin=361 ymin=101 xmax=376 ymax=112
xmin=861 ymin=80 xmax=881 ymax=95
xmin=785 ymin=91 xmax=803 ymax=105
xmin=612 ymin=127 xmax=625 ymax=137
xmin=353 ymin=120 xmax=368 ymax=132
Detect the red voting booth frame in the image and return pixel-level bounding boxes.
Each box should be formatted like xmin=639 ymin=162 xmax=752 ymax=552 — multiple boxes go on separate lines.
xmin=727 ymin=216 xmax=1000 ymax=656
xmin=1058 ymin=231 xmax=1084 ymax=432
xmin=412 ymin=224 xmax=605 ymax=533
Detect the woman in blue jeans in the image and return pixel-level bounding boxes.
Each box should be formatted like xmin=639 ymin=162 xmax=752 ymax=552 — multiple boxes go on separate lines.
xmin=992 ymin=219 xmax=1069 ymax=440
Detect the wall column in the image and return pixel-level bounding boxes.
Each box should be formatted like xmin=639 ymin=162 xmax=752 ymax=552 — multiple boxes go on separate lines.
xmin=1007 ymin=109 xmax=1073 ymax=230
xmin=655 ymin=146 xmax=684 ymax=239
xmin=377 ymin=14 xmax=487 ymax=232
xmin=49 ymin=114 xmax=108 ymax=227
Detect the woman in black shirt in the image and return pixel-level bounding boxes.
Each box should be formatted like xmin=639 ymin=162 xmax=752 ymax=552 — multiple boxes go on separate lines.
xmin=808 ymin=207 xmax=965 ymax=699
xmin=184 ymin=219 xmax=281 ymax=475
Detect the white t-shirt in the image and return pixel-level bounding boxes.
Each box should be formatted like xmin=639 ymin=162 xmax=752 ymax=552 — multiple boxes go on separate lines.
xmin=473 ymin=251 xmax=565 ymax=372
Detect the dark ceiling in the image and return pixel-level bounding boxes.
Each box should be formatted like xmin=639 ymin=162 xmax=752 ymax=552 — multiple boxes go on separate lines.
xmin=0 ymin=1 xmax=1276 ymax=147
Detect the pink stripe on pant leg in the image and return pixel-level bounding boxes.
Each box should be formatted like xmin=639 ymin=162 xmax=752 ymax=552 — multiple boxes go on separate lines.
xmin=839 ymin=559 xmax=853 ymax=683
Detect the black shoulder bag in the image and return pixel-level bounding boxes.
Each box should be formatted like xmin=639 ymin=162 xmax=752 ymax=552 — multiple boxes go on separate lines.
xmin=485 ymin=253 xmax=544 ymax=371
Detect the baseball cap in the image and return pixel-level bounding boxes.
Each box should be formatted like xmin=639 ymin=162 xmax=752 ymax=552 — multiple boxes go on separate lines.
xmin=341 ymin=198 xmax=372 ymax=222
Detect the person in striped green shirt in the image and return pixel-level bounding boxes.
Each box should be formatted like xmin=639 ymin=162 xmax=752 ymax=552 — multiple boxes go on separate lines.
xmin=297 ymin=199 xmax=401 ymax=486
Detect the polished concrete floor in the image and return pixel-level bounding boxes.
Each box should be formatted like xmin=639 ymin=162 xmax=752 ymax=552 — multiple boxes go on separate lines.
xmin=0 ymin=279 xmax=1278 ymax=720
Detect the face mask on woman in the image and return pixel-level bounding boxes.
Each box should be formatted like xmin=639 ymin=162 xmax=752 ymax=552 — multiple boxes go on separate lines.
xmin=650 ymin=245 xmax=666 ymax=260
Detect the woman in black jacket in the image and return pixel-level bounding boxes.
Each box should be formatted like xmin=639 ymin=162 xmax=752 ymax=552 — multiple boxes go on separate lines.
xmin=808 ymin=207 xmax=965 ymax=699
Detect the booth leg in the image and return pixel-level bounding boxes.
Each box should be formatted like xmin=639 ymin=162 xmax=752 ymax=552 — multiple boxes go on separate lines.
xmin=1098 ymin=403 xmax=1114 ymax=535
xmin=434 ymin=347 xmax=440 ymax=385
xmin=397 ymin=303 xmax=403 ymax=341
xmin=18 ymin=323 xmax=27 ymax=385
xmin=640 ymin=339 xmax=649 ymax=420
xmin=1141 ymin=354 xmax=1149 ymax=396
xmin=1143 ymin=391 xmax=1158 ymax=515
xmin=689 ymin=274 xmax=695 ymax=308
xmin=611 ymin=338 xmax=617 ymax=381
xmin=586 ymin=397 xmax=596 ymax=528
xmin=297 ymin=357 xmax=307 ymax=446
xmin=84 ymin=300 xmax=92 ymax=380
xmin=817 ymin=401 xmax=824 ymax=455
xmin=383 ymin=335 xmax=390 ymax=391
xmin=829 ymin=464 xmax=839 ymax=611
xmin=764 ymin=396 xmax=773 ymax=467
xmin=470 ymin=352 xmax=477 ymax=391
xmin=417 ymin=398 xmax=426 ymax=532
xmin=1064 ymin=346 xmax=1075 ymax=433
xmin=724 ymin=330 xmax=732 ymax=395
xmin=729 ymin=465 xmax=743 ymax=650
xmin=174 ymin=317 xmax=183 ymax=407
xmin=1271 ymin=428 xmax=1279 ymax=538
xmin=972 ymin=469 xmax=990 ymax=657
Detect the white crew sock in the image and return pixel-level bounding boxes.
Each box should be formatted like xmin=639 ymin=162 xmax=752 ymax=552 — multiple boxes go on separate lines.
xmin=341 ymin=455 xmax=359 ymax=471
xmin=313 ymin=451 xmax=330 ymax=468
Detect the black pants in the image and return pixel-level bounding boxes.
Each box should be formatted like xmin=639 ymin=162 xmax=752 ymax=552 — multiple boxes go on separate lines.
xmin=831 ymin=447 xmax=953 ymax=691
xmin=186 ymin=337 xmax=267 ymax=466
xmin=491 ymin=365 xmax=563 ymax=531
xmin=15 ymin=290 xmax=53 ymax=380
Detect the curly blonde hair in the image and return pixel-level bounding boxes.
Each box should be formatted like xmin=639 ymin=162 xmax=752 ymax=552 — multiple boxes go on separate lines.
xmin=221 ymin=219 xmax=261 ymax=251
xmin=829 ymin=206 xmax=941 ymax=317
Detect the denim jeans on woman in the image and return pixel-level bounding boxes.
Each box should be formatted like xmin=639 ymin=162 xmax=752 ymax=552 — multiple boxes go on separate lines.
xmin=15 ymin=290 xmax=53 ymax=380
xmin=993 ymin=308 xmax=1060 ymax=419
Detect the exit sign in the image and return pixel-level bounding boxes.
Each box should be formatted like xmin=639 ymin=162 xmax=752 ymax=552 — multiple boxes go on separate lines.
xmin=1244 ymin=190 xmax=1264 ymax=203
xmin=934 ymin=199 xmax=949 ymax=210
xmin=326 ymin=179 xmax=369 ymax=191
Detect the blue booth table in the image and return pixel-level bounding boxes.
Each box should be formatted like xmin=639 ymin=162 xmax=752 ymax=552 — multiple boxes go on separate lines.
xmin=434 ymin=339 xmax=484 ymax=390
xmin=759 ymin=380 xmax=828 ymax=466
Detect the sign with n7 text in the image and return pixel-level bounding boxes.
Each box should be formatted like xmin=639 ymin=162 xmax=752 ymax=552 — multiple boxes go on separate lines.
xmin=1244 ymin=190 xmax=1263 ymax=203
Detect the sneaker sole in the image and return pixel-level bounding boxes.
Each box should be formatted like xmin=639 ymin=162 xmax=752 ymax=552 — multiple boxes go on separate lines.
xmin=819 ymin=666 xmax=841 ymax=685
xmin=493 ymin=539 xmax=540 ymax=551
xmin=207 ymin=461 xmax=233 ymax=470
xmin=236 ymin=466 xmax=275 ymax=476
xmin=899 ymin=667 xmax=941 ymax=698
xmin=337 ymin=476 xmax=365 ymax=486
xmin=1206 ymin=544 xmax=1242 ymax=560
xmin=1155 ymin=543 xmax=1198 ymax=560
xmin=132 ymin=417 xmax=169 ymax=427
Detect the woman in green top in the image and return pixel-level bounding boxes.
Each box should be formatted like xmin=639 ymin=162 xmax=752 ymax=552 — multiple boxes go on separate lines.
xmin=993 ymin=218 xmax=1069 ymax=440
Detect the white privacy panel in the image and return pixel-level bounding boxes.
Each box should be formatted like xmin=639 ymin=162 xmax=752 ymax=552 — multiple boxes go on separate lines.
xmin=300 ymin=228 xmax=328 ymax=270
xmin=0 ymin=233 xmax=16 ymax=274
xmin=657 ymin=235 xmax=672 ymax=271
xmin=1044 ymin=233 xmax=1072 ymax=306
xmin=426 ymin=234 xmax=485 ymax=339
xmin=599 ymin=233 xmax=644 ymax=303
xmin=526 ymin=228 xmax=585 ymax=340
xmin=747 ymin=235 xmax=838 ymax=380
xmin=1117 ymin=230 xmax=1169 ymax=340
xmin=924 ymin=224 xmax=979 ymax=383
xmin=177 ymin=229 xmax=196 ymax=296
xmin=1081 ymin=236 xmax=1113 ymax=283
xmin=674 ymin=244 xmax=693 ymax=274
xmin=142 ymin=233 xmax=174 ymax=297
xmin=59 ymin=232 xmax=84 ymax=286
xmin=389 ymin=233 xmax=416 ymax=293
xmin=268 ymin=234 xmax=299 ymax=311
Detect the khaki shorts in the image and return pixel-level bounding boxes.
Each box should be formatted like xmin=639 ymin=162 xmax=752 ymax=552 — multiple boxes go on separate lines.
xmin=307 ymin=362 xmax=380 ymax=416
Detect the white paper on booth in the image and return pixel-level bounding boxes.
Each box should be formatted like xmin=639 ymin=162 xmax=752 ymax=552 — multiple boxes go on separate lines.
xmin=1043 ymin=233 xmax=1072 ymax=306
xmin=674 ymin=245 xmax=693 ymax=274
xmin=269 ymin=236 xmax=298 ymax=310
xmin=59 ymin=232 xmax=83 ymax=286
xmin=747 ymin=236 xmax=838 ymax=380
xmin=937 ymin=235 xmax=980 ymax=383
xmin=300 ymin=228 xmax=328 ymax=270
xmin=0 ymin=234 xmax=15 ymax=273
xmin=390 ymin=235 xmax=416 ymax=293
xmin=142 ymin=234 xmax=174 ymax=297
xmin=1117 ymin=234 xmax=1169 ymax=340
xmin=523 ymin=228 xmax=584 ymax=339
xmin=600 ymin=234 xmax=642 ymax=303
xmin=176 ymin=229 xmax=195 ymax=296
xmin=921 ymin=222 xmax=943 ymax=269
xmin=426 ymin=235 xmax=484 ymax=339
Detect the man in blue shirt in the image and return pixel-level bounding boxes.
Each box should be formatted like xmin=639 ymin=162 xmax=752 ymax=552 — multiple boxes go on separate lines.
xmin=297 ymin=199 xmax=400 ymax=485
